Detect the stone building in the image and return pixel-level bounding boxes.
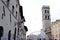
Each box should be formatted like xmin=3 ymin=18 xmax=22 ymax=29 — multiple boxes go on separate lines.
xmin=0 ymin=0 xmax=28 ymax=40
xmin=42 ymin=5 xmax=52 ymax=39
xmin=51 ymin=20 xmax=60 ymax=40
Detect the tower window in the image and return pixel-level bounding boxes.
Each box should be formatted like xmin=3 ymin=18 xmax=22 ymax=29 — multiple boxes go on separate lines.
xmin=12 ymin=5 xmax=14 ymax=14
xmin=45 ymin=10 xmax=46 ymax=13
xmin=45 ymin=10 xmax=49 ymax=13
xmin=45 ymin=16 xmax=47 ymax=19
xmin=47 ymin=10 xmax=49 ymax=13
xmin=48 ymin=16 xmax=50 ymax=20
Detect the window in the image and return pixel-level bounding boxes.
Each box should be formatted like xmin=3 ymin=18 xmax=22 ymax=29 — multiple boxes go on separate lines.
xmin=0 ymin=26 xmax=4 ymax=37
xmin=8 ymin=30 xmax=11 ymax=40
xmin=10 ymin=14 xmax=11 ymax=22
xmin=45 ymin=10 xmax=49 ymax=13
xmin=48 ymin=16 xmax=50 ymax=20
xmin=12 ymin=5 xmax=14 ymax=14
xmin=14 ymin=28 xmax=16 ymax=40
xmin=3 ymin=6 xmax=5 ymax=16
xmin=47 ymin=10 xmax=49 ymax=13
xmin=7 ymin=0 xmax=10 ymax=7
xmin=45 ymin=16 xmax=47 ymax=19
xmin=45 ymin=10 xmax=46 ymax=13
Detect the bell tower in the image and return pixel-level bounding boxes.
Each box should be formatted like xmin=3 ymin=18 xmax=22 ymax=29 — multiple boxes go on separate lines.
xmin=42 ymin=5 xmax=52 ymax=39
xmin=42 ymin=5 xmax=51 ymax=30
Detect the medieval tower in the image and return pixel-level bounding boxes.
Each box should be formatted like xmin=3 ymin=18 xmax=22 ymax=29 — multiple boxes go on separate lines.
xmin=42 ymin=6 xmax=52 ymax=39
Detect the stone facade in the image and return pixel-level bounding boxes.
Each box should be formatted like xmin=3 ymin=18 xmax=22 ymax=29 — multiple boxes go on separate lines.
xmin=0 ymin=0 xmax=27 ymax=40
xmin=51 ymin=20 xmax=60 ymax=40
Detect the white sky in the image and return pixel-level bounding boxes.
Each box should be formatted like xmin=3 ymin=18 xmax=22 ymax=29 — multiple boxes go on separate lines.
xmin=20 ymin=0 xmax=60 ymax=35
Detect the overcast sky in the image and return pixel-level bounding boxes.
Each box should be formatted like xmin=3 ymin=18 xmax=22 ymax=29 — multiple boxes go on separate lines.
xmin=20 ymin=0 xmax=60 ymax=35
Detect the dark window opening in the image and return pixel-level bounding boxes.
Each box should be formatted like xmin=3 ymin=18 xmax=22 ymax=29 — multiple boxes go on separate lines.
xmin=48 ymin=16 xmax=50 ymax=20
xmin=45 ymin=10 xmax=46 ymax=13
xmin=3 ymin=6 xmax=5 ymax=16
xmin=47 ymin=10 xmax=49 ymax=13
xmin=7 ymin=0 xmax=10 ymax=7
xmin=12 ymin=5 xmax=14 ymax=14
xmin=0 ymin=26 xmax=4 ymax=40
xmin=8 ymin=30 xmax=11 ymax=40
xmin=45 ymin=16 xmax=47 ymax=20
xmin=45 ymin=10 xmax=49 ymax=13
xmin=14 ymin=28 xmax=16 ymax=40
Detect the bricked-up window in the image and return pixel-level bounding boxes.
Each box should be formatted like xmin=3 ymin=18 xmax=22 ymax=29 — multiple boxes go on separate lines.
xmin=8 ymin=30 xmax=11 ymax=40
xmin=12 ymin=5 xmax=14 ymax=14
xmin=3 ymin=6 xmax=5 ymax=16
xmin=10 ymin=14 xmax=11 ymax=22
xmin=7 ymin=0 xmax=10 ymax=7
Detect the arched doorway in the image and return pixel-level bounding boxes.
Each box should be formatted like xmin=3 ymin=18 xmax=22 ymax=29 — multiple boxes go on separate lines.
xmin=0 ymin=26 xmax=4 ymax=40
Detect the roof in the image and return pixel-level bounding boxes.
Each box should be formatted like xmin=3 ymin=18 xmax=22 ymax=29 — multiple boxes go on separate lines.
xmin=42 ymin=5 xmax=50 ymax=9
